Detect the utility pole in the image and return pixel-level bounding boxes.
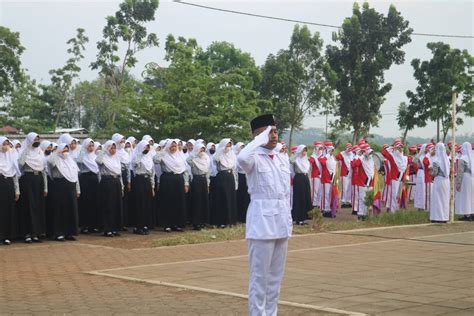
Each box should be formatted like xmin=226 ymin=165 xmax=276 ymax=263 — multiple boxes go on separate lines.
xmin=449 ymin=92 xmax=457 ymax=223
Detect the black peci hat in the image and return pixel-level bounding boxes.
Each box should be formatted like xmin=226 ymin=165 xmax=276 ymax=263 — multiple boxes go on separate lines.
xmin=250 ymin=114 xmax=276 ymax=132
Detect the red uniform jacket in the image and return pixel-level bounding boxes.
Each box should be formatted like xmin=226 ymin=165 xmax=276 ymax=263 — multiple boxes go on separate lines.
xmin=318 ymin=156 xmax=332 ymax=184
xmin=335 ymin=152 xmax=350 ymax=177
xmin=423 ymin=156 xmax=432 ymax=183
xmin=351 ymin=158 xmax=374 ymax=187
xmin=309 ymin=156 xmax=320 ymax=178
xmin=382 ymin=149 xmax=400 ymax=182
xmin=408 ymin=155 xmax=418 ymax=176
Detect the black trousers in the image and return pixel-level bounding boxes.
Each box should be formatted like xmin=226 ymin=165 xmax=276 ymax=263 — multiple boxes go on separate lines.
xmin=0 ymin=176 xmax=17 ymax=240
xmin=189 ymin=175 xmax=210 ymax=226
xmin=99 ymin=176 xmax=123 ymax=233
xmin=50 ymin=178 xmax=79 ymax=237
xmin=292 ymin=173 xmax=312 ymax=222
xmin=78 ymin=172 xmax=100 ymax=230
xmin=18 ymin=172 xmax=46 ymax=237
xmin=131 ymin=174 xmax=154 ymax=229
xmin=159 ymin=173 xmax=186 ymax=228
xmin=237 ymin=173 xmax=250 ymax=223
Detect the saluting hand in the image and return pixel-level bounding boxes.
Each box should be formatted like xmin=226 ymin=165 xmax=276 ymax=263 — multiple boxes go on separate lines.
xmin=255 ymin=125 xmax=272 ymax=146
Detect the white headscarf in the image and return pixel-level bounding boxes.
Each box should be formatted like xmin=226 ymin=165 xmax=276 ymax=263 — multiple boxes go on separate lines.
xmin=142 ymin=135 xmax=154 ymax=144
xmin=393 ymin=148 xmax=408 ymax=174
xmin=0 ymin=137 xmax=20 ymax=177
xmin=215 ymin=138 xmax=236 ymax=169
xmin=434 ymin=143 xmax=449 ymax=177
xmin=21 ymin=132 xmax=44 ymax=171
xmin=325 ymin=150 xmax=336 ymax=175
xmin=112 ymin=133 xmax=131 ymax=164
xmin=460 ymin=142 xmax=473 ymax=172
xmin=126 ymin=136 xmax=136 ymax=147
xmin=132 ymin=140 xmax=153 ymax=172
xmin=295 ymin=145 xmax=310 ymax=173
xmin=361 ymin=151 xmax=375 ymax=182
xmin=54 ymin=143 xmax=79 ymax=182
xmin=233 ymin=142 xmax=244 ymax=156
xmin=102 ymin=140 xmax=122 ymax=175
xmin=57 ymin=133 xmax=73 ymax=145
xmin=190 ymin=142 xmax=209 ymax=173
xmin=161 ymin=139 xmax=187 ymax=174
xmin=417 ymin=144 xmax=427 ymax=162
xmin=78 ymin=138 xmax=99 ymax=174
xmin=40 ymin=140 xmax=51 ymax=152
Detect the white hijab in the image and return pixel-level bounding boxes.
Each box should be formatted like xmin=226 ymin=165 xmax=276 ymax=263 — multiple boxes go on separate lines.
xmin=112 ymin=133 xmax=130 ymax=164
xmin=434 ymin=143 xmax=449 ymax=177
xmin=233 ymin=142 xmax=244 ymax=156
xmin=132 ymin=140 xmax=153 ymax=172
xmin=79 ymin=138 xmax=99 ymax=174
xmin=215 ymin=138 xmax=236 ymax=169
xmin=102 ymin=140 xmax=122 ymax=175
xmin=40 ymin=140 xmax=51 ymax=152
xmin=190 ymin=142 xmax=209 ymax=173
xmin=295 ymin=145 xmax=310 ymax=173
xmin=325 ymin=150 xmax=336 ymax=175
xmin=393 ymin=148 xmax=408 ymax=173
xmin=54 ymin=143 xmax=79 ymax=182
xmin=21 ymin=132 xmax=45 ymax=171
xmin=0 ymin=137 xmax=20 ymax=177
xmin=162 ymin=139 xmax=187 ymax=174
xmin=57 ymin=133 xmax=73 ymax=145
xmin=460 ymin=142 xmax=473 ymax=172
xmin=341 ymin=149 xmax=353 ymax=170
xmin=417 ymin=144 xmax=427 ymax=162
xmin=361 ymin=150 xmax=375 ymax=181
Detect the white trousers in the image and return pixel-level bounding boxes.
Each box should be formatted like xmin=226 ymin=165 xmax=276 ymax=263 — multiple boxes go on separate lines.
xmin=352 ymin=185 xmax=359 ymax=212
xmin=311 ymin=177 xmax=321 ymax=207
xmin=341 ymin=175 xmax=352 ymax=203
xmin=356 ymin=186 xmax=368 ymax=216
xmin=321 ymin=183 xmax=332 ymax=212
xmin=414 ymin=170 xmax=426 ymax=209
xmin=388 ymin=180 xmax=401 ymax=212
xmin=248 ymin=238 xmax=288 ymax=316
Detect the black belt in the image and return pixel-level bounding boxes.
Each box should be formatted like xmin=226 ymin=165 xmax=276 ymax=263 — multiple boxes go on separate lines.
xmin=163 ymin=172 xmax=183 ymax=176
xmin=135 ymin=174 xmax=151 ymax=179
xmin=193 ymin=174 xmax=207 ymax=178
xmin=102 ymin=175 xmax=120 ymax=179
xmin=219 ymin=170 xmax=232 ymax=174
xmin=25 ymin=171 xmax=41 ymax=176
xmin=82 ymin=172 xmax=97 ymax=176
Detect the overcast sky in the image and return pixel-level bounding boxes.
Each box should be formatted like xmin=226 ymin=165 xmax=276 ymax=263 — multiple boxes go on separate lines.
xmin=1 ymin=0 xmax=473 ymax=138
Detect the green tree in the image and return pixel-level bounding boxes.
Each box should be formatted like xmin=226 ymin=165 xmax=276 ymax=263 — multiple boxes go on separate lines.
xmin=397 ymin=101 xmax=426 ymax=144
xmin=0 ymin=26 xmax=25 ymax=98
xmin=326 ymin=2 xmax=412 ymax=143
xmin=49 ymin=28 xmax=89 ymax=130
xmin=260 ymin=25 xmax=333 ymax=146
xmin=137 ymin=35 xmax=262 ymax=141
xmin=90 ymin=0 xmax=159 ymax=132
xmin=405 ymin=42 xmax=473 ymax=142
xmin=1 ymin=77 xmax=53 ymax=132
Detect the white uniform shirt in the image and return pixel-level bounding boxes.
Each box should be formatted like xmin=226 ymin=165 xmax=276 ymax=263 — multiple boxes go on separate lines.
xmin=238 ymin=138 xmax=292 ymax=240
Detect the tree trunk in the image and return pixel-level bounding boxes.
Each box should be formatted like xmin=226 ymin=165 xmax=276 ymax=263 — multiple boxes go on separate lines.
xmin=352 ymin=129 xmax=359 ymax=144
xmin=402 ymin=126 xmax=409 ymax=145
xmin=436 ymin=118 xmax=440 ymax=142
xmin=289 ymin=124 xmax=295 ymax=148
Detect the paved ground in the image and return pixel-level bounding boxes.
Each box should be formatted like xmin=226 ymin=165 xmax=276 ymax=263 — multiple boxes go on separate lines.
xmin=1 ymin=222 xmax=473 ymax=315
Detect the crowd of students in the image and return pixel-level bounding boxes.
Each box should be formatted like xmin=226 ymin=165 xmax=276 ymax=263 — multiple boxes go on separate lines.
xmin=0 ymin=132 xmax=472 ymax=245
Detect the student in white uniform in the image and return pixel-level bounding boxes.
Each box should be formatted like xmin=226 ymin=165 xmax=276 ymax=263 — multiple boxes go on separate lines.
xmin=455 ymin=142 xmax=473 ymax=220
xmin=237 ymin=114 xmax=292 ymax=316
xmin=429 ymin=143 xmax=450 ymax=223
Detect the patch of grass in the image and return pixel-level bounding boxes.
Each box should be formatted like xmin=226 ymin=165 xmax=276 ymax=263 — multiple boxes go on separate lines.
xmin=152 ymin=225 xmax=246 ymax=247
xmin=152 ymin=208 xmax=431 ymax=248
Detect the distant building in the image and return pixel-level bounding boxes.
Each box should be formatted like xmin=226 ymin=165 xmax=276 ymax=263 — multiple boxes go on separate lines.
xmin=0 ymin=125 xmax=19 ymax=134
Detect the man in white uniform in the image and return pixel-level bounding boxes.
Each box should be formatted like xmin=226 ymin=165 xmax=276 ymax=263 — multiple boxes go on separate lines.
xmin=237 ymin=114 xmax=292 ymax=316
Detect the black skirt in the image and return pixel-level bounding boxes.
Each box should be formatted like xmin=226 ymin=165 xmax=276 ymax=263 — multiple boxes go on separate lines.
xmin=50 ymin=177 xmax=79 ymax=237
xmin=189 ymin=175 xmax=210 ymax=226
xmin=131 ymin=174 xmax=154 ymax=229
xmin=78 ymin=172 xmax=100 ymax=230
xmin=99 ymin=176 xmax=123 ymax=233
xmin=211 ymin=171 xmax=237 ymax=226
xmin=18 ymin=172 xmax=46 ymax=237
xmin=45 ymin=176 xmax=54 ymax=237
xmin=237 ymin=173 xmax=250 ymax=223
xmin=159 ymin=173 xmax=186 ymax=228
xmin=121 ymin=168 xmax=130 ymax=228
xmin=292 ymin=173 xmax=312 ymax=222
xmin=0 ymin=176 xmax=17 ymax=240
